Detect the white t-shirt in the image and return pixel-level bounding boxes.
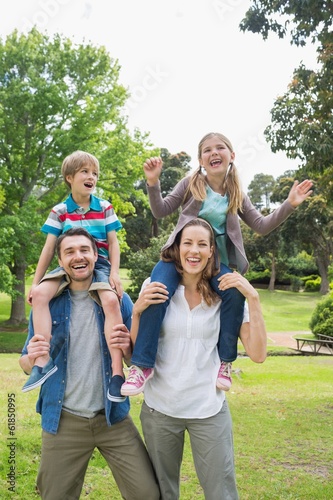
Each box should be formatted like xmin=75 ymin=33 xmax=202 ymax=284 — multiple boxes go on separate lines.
xmin=144 ymin=283 xmax=249 ymax=419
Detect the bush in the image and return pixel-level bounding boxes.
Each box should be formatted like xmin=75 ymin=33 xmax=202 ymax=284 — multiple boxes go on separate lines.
xmin=290 ymin=276 xmax=303 ymax=292
xmin=125 ymin=233 xmax=168 ymax=301
xmin=245 ymin=269 xmax=270 ymax=284
xmin=309 ymin=292 xmax=333 ymax=338
xmin=304 ymin=277 xmax=321 ymax=292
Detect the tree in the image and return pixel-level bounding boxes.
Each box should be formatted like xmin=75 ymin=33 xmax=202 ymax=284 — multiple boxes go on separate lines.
xmin=247 ymin=173 xmax=275 ymax=209
xmin=0 ymin=29 xmax=153 ymax=325
xmin=271 ymin=174 xmax=333 ymax=294
xmin=122 ymin=148 xmax=192 ymax=256
xmin=240 ymin=1 xmax=333 ymax=192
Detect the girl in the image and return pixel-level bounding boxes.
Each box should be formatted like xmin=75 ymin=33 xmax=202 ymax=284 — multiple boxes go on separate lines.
xmin=121 ymin=132 xmax=312 ymax=396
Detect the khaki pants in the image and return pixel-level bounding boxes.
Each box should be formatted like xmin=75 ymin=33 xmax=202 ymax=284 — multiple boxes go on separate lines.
xmin=37 ymin=410 xmax=160 ymax=500
xmin=140 ymin=400 xmax=238 ymax=500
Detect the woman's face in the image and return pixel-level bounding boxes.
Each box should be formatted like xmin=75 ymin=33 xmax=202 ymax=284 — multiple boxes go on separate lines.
xmin=179 ymin=225 xmax=213 ymax=277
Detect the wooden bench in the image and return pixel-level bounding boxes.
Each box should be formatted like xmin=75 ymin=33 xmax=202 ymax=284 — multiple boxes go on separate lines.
xmin=295 ymin=336 xmax=333 ymax=355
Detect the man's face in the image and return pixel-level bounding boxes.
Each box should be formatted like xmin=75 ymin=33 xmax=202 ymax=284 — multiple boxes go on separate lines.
xmin=58 ymin=235 xmax=97 ymax=287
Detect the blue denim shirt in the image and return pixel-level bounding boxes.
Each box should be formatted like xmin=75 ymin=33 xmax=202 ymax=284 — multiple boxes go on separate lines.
xmin=21 ymin=282 xmax=133 ymax=435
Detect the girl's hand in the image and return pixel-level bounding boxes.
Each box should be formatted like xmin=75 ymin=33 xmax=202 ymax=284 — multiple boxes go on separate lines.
xmin=287 ymin=179 xmax=313 ymax=207
xmin=143 ymin=157 xmax=163 ymax=186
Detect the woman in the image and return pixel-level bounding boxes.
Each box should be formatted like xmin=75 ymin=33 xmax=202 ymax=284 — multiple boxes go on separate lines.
xmin=128 ymin=218 xmax=267 ymax=499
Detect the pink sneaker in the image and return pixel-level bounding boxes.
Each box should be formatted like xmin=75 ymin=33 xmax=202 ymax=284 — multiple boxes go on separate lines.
xmin=216 ymin=362 xmax=232 ymax=391
xmin=121 ymin=366 xmax=154 ymax=396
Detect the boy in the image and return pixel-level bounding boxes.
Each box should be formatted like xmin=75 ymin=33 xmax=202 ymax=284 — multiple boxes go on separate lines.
xmin=24 ymin=151 xmax=126 ymax=402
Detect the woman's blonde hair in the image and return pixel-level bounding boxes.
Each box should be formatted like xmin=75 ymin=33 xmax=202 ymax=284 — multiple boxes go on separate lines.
xmin=161 ymin=218 xmax=220 ymax=306
xmin=61 ymin=151 xmax=100 ymax=189
xmin=185 ymin=132 xmax=243 ymax=214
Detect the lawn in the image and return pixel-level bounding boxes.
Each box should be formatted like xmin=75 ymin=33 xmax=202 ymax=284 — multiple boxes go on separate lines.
xmin=0 ymin=354 xmax=332 ymax=499
xmin=0 ymin=284 xmax=331 ymax=499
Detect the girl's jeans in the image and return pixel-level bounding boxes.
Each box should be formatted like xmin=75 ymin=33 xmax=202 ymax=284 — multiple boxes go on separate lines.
xmin=131 ymin=260 xmax=245 ymax=368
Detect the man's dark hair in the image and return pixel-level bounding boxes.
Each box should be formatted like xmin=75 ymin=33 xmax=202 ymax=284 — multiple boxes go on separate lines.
xmin=56 ymin=228 xmax=98 ymax=258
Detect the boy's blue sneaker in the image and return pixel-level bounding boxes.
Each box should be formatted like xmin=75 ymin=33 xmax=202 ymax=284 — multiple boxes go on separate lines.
xmin=107 ymin=375 xmax=126 ymax=403
xmin=22 ymin=359 xmax=58 ymax=392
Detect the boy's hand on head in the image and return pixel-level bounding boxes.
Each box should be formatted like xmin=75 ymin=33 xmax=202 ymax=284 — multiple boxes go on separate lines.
xmin=109 ymin=273 xmax=123 ymax=299
xmin=143 ymin=156 xmax=163 ymax=186
xmin=27 ymin=284 xmax=37 ymax=306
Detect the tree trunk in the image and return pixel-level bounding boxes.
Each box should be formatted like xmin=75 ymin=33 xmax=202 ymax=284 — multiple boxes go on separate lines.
xmin=268 ymin=254 xmax=276 ymax=291
xmin=315 ymin=254 xmax=330 ymax=295
xmin=151 ymin=216 xmax=159 ymax=238
xmin=8 ymin=259 xmax=28 ymax=326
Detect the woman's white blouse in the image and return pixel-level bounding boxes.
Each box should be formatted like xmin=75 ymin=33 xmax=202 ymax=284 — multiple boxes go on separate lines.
xmin=144 ymin=284 xmax=231 ymax=419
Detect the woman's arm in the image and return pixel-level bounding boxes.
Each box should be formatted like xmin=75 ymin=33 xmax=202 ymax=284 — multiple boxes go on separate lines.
xmin=218 ymin=273 xmax=267 ymax=363
xmin=130 ymin=281 xmax=169 ymax=344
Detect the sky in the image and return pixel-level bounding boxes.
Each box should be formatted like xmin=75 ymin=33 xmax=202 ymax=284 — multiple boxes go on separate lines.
xmin=2 ymin=0 xmax=319 ymax=190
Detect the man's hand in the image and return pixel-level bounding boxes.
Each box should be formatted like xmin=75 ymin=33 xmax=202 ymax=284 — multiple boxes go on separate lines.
xmin=108 ymin=324 xmax=132 ymax=363
xmin=26 ymin=334 xmax=51 ymax=368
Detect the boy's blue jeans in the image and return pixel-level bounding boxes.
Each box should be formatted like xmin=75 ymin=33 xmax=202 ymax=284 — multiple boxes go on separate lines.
xmin=131 ymin=260 xmax=245 ymax=368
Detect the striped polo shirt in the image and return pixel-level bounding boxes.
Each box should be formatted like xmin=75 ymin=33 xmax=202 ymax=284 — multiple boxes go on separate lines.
xmin=41 ymin=194 xmax=122 ymax=260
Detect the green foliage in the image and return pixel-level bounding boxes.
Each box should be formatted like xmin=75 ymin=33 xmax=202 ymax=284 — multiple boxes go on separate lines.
xmin=247 ymin=173 xmax=276 ymax=209
xmin=309 ymin=291 xmax=333 ymax=337
xmin=290 ymin=275 xmax=303 ymax=292
xmin=239 ymin=0 xmax=332 ymax=46
xmin=122 ymin=148 xmax=191 ymax=257
xmin=245 ymin=269 xmax=271 ymax=284
xmin=0 ymin=28 xmax=155 ymax=321
xmin=125 ymin=233 xmax=169 ymax=301
xmin=304 ymin=277 xmax=321 ymax=292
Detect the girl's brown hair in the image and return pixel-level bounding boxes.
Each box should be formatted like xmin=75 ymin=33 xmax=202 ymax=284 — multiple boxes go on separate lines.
xmin=61 ymin=151 xmax=100 ymax=189
xmin=161 ymin=218 xmax=220 ymax=306
xmin=185 ymin=132 xmax=243 ymax=214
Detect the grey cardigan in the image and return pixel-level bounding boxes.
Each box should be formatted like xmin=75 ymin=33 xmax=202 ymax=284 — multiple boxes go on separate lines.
xmin=147 ymin=177 xmax=295 ymax=274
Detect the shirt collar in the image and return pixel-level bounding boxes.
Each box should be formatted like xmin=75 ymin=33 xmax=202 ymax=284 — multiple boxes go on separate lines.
xmin=65 ymin=194 xmax=102 ymax=213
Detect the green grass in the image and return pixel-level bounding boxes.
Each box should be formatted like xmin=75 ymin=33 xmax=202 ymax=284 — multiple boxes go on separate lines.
xmin=1 ymin=355 xmax=332 ymax=499
xmin=257 ymin=289 xmax=321 ymax=332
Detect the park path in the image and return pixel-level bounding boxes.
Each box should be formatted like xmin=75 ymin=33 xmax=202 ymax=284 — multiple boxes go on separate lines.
xmin=267 ymin=331 xmax=310 ymax=350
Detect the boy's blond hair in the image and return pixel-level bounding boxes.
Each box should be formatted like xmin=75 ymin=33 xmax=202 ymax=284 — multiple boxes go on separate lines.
xmin=61 ymin=151 xmax=100 ymax=189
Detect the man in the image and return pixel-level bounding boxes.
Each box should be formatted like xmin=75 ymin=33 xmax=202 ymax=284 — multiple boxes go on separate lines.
xmin=20 ymin=227 xmax=160 ymax=500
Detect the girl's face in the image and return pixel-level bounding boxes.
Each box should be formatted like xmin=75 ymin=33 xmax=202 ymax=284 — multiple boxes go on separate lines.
xmin=199 ymin=136 xmax=235 ymax=176
xmin=66 ymin=164 xmax=99 ymax=195
xmin=179 ymin=225 xmax=213 ymax=278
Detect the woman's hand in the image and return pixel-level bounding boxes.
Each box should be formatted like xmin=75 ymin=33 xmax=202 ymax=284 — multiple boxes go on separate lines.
xmin=218 ymin=272 xmax=258 ymax=299
xmin=133 ymin=281 xmax=169 ymax=316
xmin=143 ymin=157 xmax=163 ymax=186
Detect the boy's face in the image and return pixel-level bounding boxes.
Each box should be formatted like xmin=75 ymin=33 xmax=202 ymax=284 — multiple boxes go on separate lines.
xmin=66 ymin=164 xmax=99 ymax=195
